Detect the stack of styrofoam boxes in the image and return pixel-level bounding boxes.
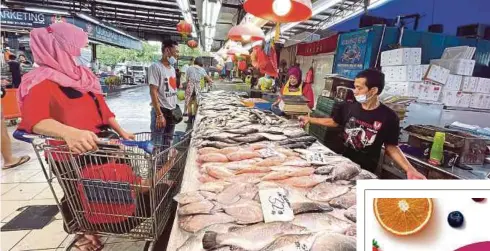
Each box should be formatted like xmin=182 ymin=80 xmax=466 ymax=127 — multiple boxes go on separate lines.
xmin=421 ymin=64 xmax=449 ymax=101
xmin=431 ymin=46 xmax=490 ymax=109
xmin=381 ymin=48 xmax=426 ymax=98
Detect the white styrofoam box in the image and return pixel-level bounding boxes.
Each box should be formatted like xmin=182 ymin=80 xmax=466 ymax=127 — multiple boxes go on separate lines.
xmin=384 ymin=82 xmax=422 ymax=97
xmin=382 ymin=65 xmax=422 ymax=82
xmin=441 ymin=46 xmax=476 ymax=60
xmin=424 ymin=64 xmax=450 ymax=84
xmin=440 ymin=91 xmax=471 ymax=107
xmin=430 ymin=59 xmax=476 ymax=76
xmin=419 ymin=81 xmax=443 ymax=101
xmin=469 ymin=93 xmax=490 ymax=109
xmin=476 ymin=77 xmax=490 ymax=94
xmin=380 ymin=48 xmax=422 ymax=66
xmin=461 ymin=76 xmax=479 ymax=92
xmin=420 ymin=65 xmax=430 ymax=79
xmin=444 ymin=74 xmax=463 ymax=91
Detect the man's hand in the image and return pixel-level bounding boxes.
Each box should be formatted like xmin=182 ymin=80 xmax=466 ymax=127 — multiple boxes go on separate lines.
xmin=120 ymin=131 xmax=135 ymax=140
xmin=407 ymin=169 xmax=427 ymax=180
xmin=156 ymin=115 xmax=166 ymax=129
xmin=298 ymin=116 xmax=311 ymax=127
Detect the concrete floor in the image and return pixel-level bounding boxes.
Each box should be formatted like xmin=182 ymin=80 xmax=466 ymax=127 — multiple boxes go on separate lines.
xmin=1 ymin=85 xmax=187 ymax=251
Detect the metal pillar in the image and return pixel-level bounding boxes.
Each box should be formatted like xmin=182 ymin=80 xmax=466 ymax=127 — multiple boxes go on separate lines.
xmin=364 ymin=0 xmax=369 ymax=14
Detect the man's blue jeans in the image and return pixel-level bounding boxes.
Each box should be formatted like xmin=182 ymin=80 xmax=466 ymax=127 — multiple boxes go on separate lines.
xmin=150 ymin=108 xmax=176 ymax=151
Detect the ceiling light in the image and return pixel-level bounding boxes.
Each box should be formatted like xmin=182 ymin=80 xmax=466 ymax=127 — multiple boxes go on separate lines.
xmin=272 ymin=0 xmax=292 ymax=16
xmin=24 ymin=7 xmax=70 ymax=15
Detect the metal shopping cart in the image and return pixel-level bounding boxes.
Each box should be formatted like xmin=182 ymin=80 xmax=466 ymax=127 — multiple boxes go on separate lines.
xmin=13 ymin=130 xmax=191 ymax=250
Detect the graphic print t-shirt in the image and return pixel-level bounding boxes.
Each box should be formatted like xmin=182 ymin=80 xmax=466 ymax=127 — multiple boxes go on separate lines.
xmin=148 ymin=62 xmax=177 ymax=110
xmin=332 ymin=102 xmax=400 ymax=172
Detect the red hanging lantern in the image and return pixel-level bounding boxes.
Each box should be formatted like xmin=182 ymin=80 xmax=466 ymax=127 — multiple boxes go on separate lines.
xmin=187 ymin=39 xmax=198 ymax=49
xmin=176 ymin=20 xmax=192 ymax=39
xmin=228 ymin=23 xmax=265 ymax=42
xmin=243 ymin=0 xmax=312 ymax=23
xmin=238 ymin=60 xmax=247 ymax=71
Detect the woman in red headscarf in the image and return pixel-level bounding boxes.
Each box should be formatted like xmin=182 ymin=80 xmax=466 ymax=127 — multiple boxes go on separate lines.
xmin=275 ymin=67 xmax=314 ymax=109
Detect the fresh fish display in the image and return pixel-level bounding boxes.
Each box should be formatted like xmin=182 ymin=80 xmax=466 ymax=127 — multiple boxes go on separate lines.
xmin=179 ymin=213 xmax=236 ymax=233
xmin=282 ymin=159 xmax=310 ymax=167
xmin=257 ymin=133 xmax=288 ymax=141
xmin=200 ymin=191 xmax=217 ymax=200
xmin=224 ymin=173 xmax=266 ymax=183
xmin=291 ymin=202 xmax=333 ymax=214
xmin=329 ymin=189 xmax=356 ymax=209
xmin=178 ymin=200 xmax=216 ymax=216
xmin=219 ymin=146 xmax=242 ymax=155
xmin=200 ymin=141 xmax=241 ymax=149
xmin=198 ymin=153 xmax=229 ymax=163
xmin=177 ymin=223 xmax=239 ymax=251
xmin=282 ymin=129 xmax=308 ymax=138
xmin=235 ymin=166 xmax=272 ymax=174
xmin=344 ymin=205 xmax=356 ymax=223
xmin=202 ymin=222 xmax=308 ymax=251
xmin=174 ymin=192 xmax=205 ymax=205
xmin=328 ymin=209 xmax=350 ymax=222
xmin=199 ymin=173 xmax=218 ymax=183
xmin=260 ymin=233 xmax=317 ymax=251
xmin=207 ymin=165 xmax=236 ymax=179
xmin=291 ymin=212 xmax=352 ymax=233
xmin=345 ymin=225 xmax=357 ymax=237
xmin=199 ymin=181 xmax=230 ymax=193
xmin=221 ymin=198 xmax=263 ymax=224
xmin=227 ymin=151 xmax=262 ymax=161
xmin=233 ymin=134 xmax=265 ymax=143
xmin=351 ymin=169 xmax=378 ymax=180
xmin=307 ymin=182 xmax=350 ymax=202
xmin=256 ymin=156 xmax=287 ymax=167
xmin=277 ymin=175 xmax=328 ymax=188
xmin=262 ymin=171 xmax=291 ymax=181
xmin=215 ymin=182 xmax=248 ymax=205
xmin=281 ymin=143 xmax=309 ymax=149
xmin=310 ymin=232 xmax=356 ymax=251
xmin=198 ymin=147 xmax=220 ymax=155
xmin=225 ymin=128 xmax=259 ymax=134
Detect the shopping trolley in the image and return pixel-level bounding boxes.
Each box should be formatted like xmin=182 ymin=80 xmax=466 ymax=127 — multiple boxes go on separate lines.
xmin=13 ymin=130 xmax=191 ymax=250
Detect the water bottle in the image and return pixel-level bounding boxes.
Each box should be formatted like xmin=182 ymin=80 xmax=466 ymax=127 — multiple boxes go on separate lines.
xmin=428 ymin=132 xmax=445 ymax=166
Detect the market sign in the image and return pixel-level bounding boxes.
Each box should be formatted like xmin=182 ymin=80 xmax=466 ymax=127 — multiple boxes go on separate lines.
xmin=296 ymin=34 xmax=339 ymax=56
xmin=333 ymin=29 xmax=371 ymax=79
xmin=1 ymin=9 xmax=48 ymax=28
xmin=1 ymin=8 xmax=142 ymax=51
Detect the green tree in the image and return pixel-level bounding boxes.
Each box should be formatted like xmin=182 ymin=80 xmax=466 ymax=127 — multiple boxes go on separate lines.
xmin=97 ymin=42 xmax=160 ymax=66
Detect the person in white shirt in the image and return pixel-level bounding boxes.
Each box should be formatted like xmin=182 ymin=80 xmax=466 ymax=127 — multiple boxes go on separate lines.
xmin=148 ymin=40 xmax=180 ymax=147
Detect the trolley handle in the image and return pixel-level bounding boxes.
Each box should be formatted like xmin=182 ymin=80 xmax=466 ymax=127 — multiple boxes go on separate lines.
xmin=13 ymin=130 xmax=154 ymax=154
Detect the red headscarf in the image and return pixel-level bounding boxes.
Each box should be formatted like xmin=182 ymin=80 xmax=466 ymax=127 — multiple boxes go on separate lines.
xmin=18 ymin=23 xmax=102 ymax=108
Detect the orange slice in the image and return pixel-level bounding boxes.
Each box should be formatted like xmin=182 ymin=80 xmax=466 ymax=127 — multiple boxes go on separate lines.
xmin=374 ymin=198 xmax=433 ymax=236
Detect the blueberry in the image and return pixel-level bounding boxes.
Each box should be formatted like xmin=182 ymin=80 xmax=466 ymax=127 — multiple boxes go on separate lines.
xmin=448 ymin=211 xmax=464 ymax=228
xmin=472 ymin=198 xmax=485 ymax=202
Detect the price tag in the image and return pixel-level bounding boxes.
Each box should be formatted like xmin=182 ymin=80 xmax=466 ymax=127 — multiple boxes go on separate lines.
xmin=259 ymin=188 xmax=294 ymax=223
xmin=258 ymin=147 xmax=282 ymax=158
xmin=305 ymin=152 xmax=329 ymax=165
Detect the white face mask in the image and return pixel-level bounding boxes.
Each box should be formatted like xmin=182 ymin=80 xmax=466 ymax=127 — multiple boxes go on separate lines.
xmin=168 ymin=56 xmax=177 ymax=66
xmin=355 ymin=91 xmax=374 ymax=104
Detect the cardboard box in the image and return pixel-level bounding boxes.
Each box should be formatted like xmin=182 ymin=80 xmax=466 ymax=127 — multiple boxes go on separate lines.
xmin=440 ymin=91 xmax=471 ymax=107
xmin=475 ymin=77 xmax=490 ymax=94
xmin=380 ymin=48 xmax=422 ymax=66
xmin=441 ymin=46 xmax=476 ymax=60
xmin=430 ymin=59 xmax=476 ymax=76
xmin=469 ymin=93 xmax=490 ymax=109
xmin=382 ymin=65 xmax=422 ymax=82
xmin=461 ymin=76 xmax=479 ymax=92
xmin=424 ymin=64 xmax=450 ymax=84
xmin=384 ymin=82 xmax=422 ymax=97
xmin=444 ymin=74 xmax=463 ymax=91
xmin=419 ymin=81 xmax=442 ymax=101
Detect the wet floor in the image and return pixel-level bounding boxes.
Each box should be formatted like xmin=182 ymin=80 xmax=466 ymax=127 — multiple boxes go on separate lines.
xmin=105 ymin=86 xmax=187 ymax=134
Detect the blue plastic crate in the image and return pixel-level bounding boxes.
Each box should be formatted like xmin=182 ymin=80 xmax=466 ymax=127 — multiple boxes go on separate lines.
xmin=254 ymin=102 xmax=272 ymax=111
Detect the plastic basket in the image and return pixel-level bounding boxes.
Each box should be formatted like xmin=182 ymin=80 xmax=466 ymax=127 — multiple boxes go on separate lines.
xmin=254 ymin=102 xmax=272 ymax=111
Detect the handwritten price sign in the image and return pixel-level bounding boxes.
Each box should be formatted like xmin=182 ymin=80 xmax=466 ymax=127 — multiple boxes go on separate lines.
xmin=259 ymin=188 xmax=294 ymax=223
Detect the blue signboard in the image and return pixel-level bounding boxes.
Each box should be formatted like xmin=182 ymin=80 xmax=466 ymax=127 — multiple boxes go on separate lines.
xmin=1 ymin=9 xmax=142 ymax=51
xmin=334 ymin=29 xmax=371 ymax=79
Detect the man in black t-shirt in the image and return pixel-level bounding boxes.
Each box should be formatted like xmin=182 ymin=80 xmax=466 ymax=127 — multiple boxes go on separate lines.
xmin=7 ymin=55 xmax=22 ymax=88
xmin=299 ymin=69 xmax=426 ymax=179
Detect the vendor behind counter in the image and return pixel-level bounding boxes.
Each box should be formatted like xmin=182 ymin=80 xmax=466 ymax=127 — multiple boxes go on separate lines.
xmin=299 ymin=69 xmax=426 ymax=180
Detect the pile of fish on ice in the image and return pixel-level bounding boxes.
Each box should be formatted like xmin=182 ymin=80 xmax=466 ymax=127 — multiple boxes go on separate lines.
xmin=175 ymin=91 xmax=377 ymax=251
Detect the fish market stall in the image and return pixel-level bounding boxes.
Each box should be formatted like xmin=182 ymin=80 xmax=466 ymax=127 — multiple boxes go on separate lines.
xmin=166 ymin=90 xmax=377 ymax=251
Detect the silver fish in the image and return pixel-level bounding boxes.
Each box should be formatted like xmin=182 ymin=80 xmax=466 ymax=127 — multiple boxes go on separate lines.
xmin=233 ymin=134 xmax=265 ymax=143
xmin=292 ymin=202 xmax=333 ymax=214
xmin=174 ymin=191 xmax=205 ymax=205
xmin=225 ymin=128 xmax=259 ymax=134
xmin=202 ymin=222 xmax=308 ymax=251
xmin=178 ymin=200 xmax=216 ymax=216
xmin=292 ymin=212 xmax=352 ymax=233
xmin=257 ymin=133 xmax=288 ymax=141
xmin=282 ymin=129 xmax=308 ymax=138
xmin=344 ymin=205 xmax=356 ymax=223
xmin=351 ymin=169 xmax=378 ymax=180
xmin=307 ymin=182 xmax=350 ymax=202
xmin=221 ymin=198 xmax=263 ymax=224
xmin=329 ymin=189 xmax=356 ymax=209
xmin=179 ymin=213 xmax=236 ymax=233
xmin=310 ymin=232 xmax=356 ymax=251
xmin=260 ymin=233 xmax=317 ymax=251
xmin=177 ymin=223 xmax=239 ymax=251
